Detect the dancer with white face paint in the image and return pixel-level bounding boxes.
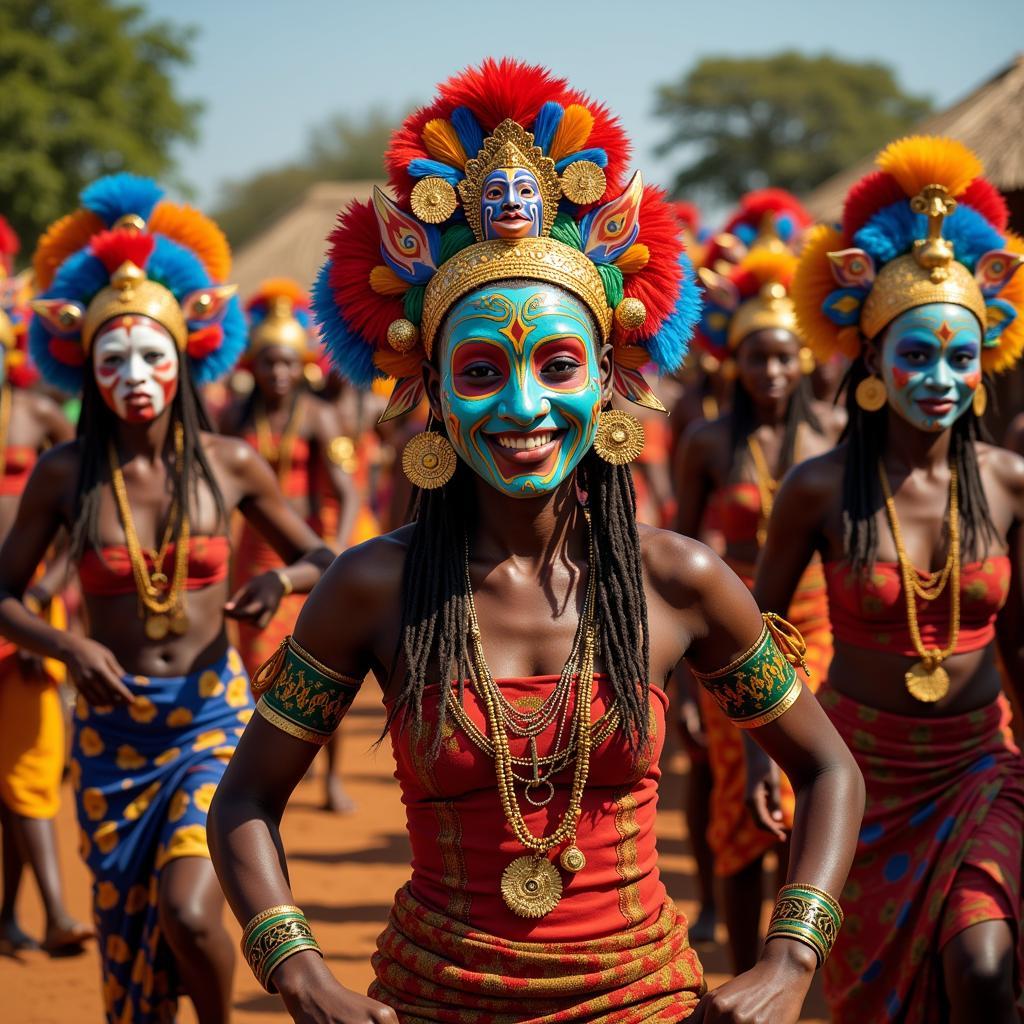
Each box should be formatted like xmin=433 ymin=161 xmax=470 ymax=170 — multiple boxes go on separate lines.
xmin=0 ymin=175 xmax=334 ymax=1024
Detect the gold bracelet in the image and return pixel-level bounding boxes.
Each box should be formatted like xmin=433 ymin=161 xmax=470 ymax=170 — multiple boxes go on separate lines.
xmin=273 ymin=569 xmax=294 ymax=597
xmin=765 ymin=883 xmax=844 ymax=967
xmin=242 ymin=905 xmax=322 ymax=992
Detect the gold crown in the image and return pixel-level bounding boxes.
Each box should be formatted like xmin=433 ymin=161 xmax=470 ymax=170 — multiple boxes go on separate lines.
xmin=458 ymin=119 xmax=562 ymax=243
xmin=861 ymin=184 xmax=985 ymax=339
xmin=728 ymin=282 xmax=799 ymax=348
xmin=82 ymin=261 xmax=187 ymax=351
xmin=421 ymin=237 xmax=612 ymax=357
xmin=249 ymin=295 xmax=310 ymax=357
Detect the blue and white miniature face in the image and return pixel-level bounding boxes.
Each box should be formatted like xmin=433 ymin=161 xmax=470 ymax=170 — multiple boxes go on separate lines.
xmin=481 ymin=168 xmax=543 ymax=241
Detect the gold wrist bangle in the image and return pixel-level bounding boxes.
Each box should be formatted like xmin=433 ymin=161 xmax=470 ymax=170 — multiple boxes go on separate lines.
xmin=765 ymin=883 xmax=844 ymax=967
xmin=241 ymin=903 xmax=302 ymax=950
xmin=241 ymin=905 xmax=321 ymax=992
xmin=273 ymin=569 xmax=294 ymax=597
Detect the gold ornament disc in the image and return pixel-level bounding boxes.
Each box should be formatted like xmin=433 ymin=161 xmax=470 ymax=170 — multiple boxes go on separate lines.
xmin=560 ymin=160 xmax=607 ymax=205
xmin=593 ymin=410 xmax=645 ymax=465
xmin=169 ymin=610 xmax=189 ymax=636
xmin=145 ymin=614 xmax=170 ymax=641
xmin=387 ymin=318 xmax=420 ymax=353
xmin=500 ymin=856 xmax=563 ymax=918
xmin=905 ymin=660 xmax=950 ymax=703
xmin=402 ymin=431 xmax=457 ymax=489
xmin=559 ymin=845 xmax=587 ymax=874
xmin=410 ymin=177 xmax=459 ymax=224
xmin=855 ymin=376 xmax=888 ymax=413
xmin=614 ymin=297 xmax=648 ymax=331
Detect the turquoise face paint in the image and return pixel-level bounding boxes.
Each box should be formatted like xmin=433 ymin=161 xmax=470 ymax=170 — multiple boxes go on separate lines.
xmin=881 ymin=303 xmax=982 ymax=433
xmin=438 ymin=286 xmax=601 ymax=497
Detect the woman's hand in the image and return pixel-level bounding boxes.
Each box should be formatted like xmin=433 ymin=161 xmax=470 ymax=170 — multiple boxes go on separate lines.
xmin=743 ymin=733 xmax=787 ymax=840
xmin=225 ymin=571 xmax=286 ymax=629
xmin=62 ymin=635 xmax=134 ymax=706
xmin=690 ymin=940 xmax=816 ymax=1023
xmin=275 ymin=953 xmax=398 ymax=1024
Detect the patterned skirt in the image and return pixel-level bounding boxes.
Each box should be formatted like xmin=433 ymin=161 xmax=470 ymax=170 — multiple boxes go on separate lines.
xmin=71 ymin=648 xmax=253 ymax=1023
xmin=369 ymin=884 xmax=705 ymax=1023
xmin=820 ymin=686 xmax=1024 ymax=1023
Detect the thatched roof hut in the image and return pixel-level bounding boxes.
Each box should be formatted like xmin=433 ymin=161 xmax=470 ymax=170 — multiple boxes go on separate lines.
xmin=232 ymin=181 xmax=380 ymax=299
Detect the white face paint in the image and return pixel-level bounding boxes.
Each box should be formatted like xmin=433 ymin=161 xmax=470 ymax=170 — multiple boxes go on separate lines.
xmin=92 ymin=316 xmax=179 ymax=423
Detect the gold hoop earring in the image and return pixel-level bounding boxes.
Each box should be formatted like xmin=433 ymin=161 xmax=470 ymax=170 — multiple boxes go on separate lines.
xmin=402 ymin=431 xmax=457 ymax=489
xmin=973 ymin=384 xmax=988 ymax=418
xmin=593 ymin=410 xmax=644 ymax=465
xmin=855 ymin=375 xmax=887 ymax=412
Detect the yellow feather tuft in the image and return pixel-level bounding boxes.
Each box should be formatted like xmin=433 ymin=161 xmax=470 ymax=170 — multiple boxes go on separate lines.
xmin=549 ymin=105 xmax=594 ymax=164
xmin=791 ymin=224 xmax=860 ymax=363
xmin=33 ymin=210 xmax=105 ymax=292
xmin=876 ymin=136 xmax=982 ymax=199
xmin=149 ymin=201 xmax=232 ymax=281
xmin=614 ymin=243 xmax=650 ymax=276
xmin=613 ymin=344 xmax=649 ymax=369
xmin=369 ymin=265 xmax=408 ymax=297
xmin=739 ymin=247 xmax=798 ymax=286
xmin=251 ymin=277 xmax=307 ymax=306
xmin=373 ymin=346 xmax=422 ymax=379
xmin=984 ymin=231 xmax=1024 ymax=375
xmin=421 ymin=119 xmax=467 ymax=168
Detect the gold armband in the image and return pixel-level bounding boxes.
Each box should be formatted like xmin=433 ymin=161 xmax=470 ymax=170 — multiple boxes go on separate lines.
xmin=689 ymin=613 xmax=807 ymax=729
xmin=241 ymin=904 xmax=322 ymax=992
xmin=765 ymin=883 xmax=844 ymax=967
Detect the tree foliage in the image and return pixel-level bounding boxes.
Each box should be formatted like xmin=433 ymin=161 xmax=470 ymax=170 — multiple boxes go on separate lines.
xmin=655 ymin=52 xmax=932 ymax=202
xmin=0 ymin=0 xmax=200 ymax=255
xmin=212 ymin=108 xmax=397 ymax=249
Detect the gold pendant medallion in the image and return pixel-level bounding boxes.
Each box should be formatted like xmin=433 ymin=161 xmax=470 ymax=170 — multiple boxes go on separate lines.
xmin=559 ymin=844 xmax=586 ymax=874
xmin=150 ymin=571 xmax=169 ymax=590
xmin=145 ymin=614 xmax=170 ymax=641
xmin=169 ymin=609 xmax=190 ymax=636
xmin=500 ymin=856 xmax=562 ymax=918
xmin=905 ymin=661 xmax=949 ymax=703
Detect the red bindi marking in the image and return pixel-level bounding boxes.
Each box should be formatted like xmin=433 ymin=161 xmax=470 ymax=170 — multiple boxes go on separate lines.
xmin=936 ymin=321 xmax=954 ymax=344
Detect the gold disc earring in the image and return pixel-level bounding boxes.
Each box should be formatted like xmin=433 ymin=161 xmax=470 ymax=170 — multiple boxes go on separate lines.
xmin=973 ymin=384 xmax=988 ymax=418
xmin=593 ymin=410 xmax=645 ymax=465
xmin=402 ymin=431 xmax=457 ymax=489
xmin=855 ymin=375 xmax=888 ymax=412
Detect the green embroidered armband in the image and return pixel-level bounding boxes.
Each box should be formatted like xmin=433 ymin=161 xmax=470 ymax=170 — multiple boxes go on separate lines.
xmin=253 ymin=636 xmax=361 ymax=745
xmin=689 ymin=615 xmax=805 ymax=729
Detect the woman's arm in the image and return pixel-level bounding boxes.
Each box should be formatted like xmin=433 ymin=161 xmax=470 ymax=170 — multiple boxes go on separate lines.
xmin=209 ymin=541 xmax=400 ymax=1023
xmin=310 ymin=402 xmax=359 ymax=552
xmin=673 ymin=421 xmax=716 ymax=539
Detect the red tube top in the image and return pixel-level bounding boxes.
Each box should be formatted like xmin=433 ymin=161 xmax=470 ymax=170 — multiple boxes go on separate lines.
xmin=707 ymin=482 xmax=761 ymax=545
xmin=78 ymin=535 xmax=230 ymax=596
xmin=0 ymin=446 xmax=37 ymax=497
xmin=825 ymin=557 xmax=1010 ymax=656
xmin=387 ymin=676 xmax=668 ymax=942
xmin=244 ymin=432 xmax=311 ymax=500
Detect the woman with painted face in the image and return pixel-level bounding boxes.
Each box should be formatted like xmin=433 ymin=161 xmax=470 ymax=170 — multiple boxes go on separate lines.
xmin=208 ymin=61 xmax=863 ymax=1024
xmin=0 ymin=176 xmax=334 ymax=1024
xmin=220 ymin=280 xmax=358 ymax=812
xmin=756 ymin=136 xmax=1024 ymax=1023
xmin=674 ymin=244 xmax=843 ymax=973
xmin=0 ymin=228 xmax=88 ymax=956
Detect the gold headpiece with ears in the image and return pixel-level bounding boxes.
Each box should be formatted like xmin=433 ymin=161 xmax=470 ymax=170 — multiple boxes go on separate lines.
xmin=249 ymin=294 xmax=310 ymax=357
xmin=82 ymin=261 xmax=188 ymax=350
xmin=728 ymin=281 xmax=799 ymax=349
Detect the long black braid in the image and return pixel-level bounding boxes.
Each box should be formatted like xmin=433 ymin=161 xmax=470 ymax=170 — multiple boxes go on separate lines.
xmin=840 ymin=355 xmax=996 ymax=570
xmin=387 ymin=427 xmax=652 ymax=760
xmin=70 ymin=354 xmax=228 ymax=562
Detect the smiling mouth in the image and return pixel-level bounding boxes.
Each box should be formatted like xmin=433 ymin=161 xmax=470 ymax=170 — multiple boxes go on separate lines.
xmin=484 ymin=429 xmax=565 ymax=469
xmin=496 ymin=211 xmax=529 ymax=222
xmin=917 ymin=398 xmax=955 ymax=416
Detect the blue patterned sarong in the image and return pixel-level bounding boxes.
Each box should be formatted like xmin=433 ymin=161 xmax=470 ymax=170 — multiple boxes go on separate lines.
xmin=71 ymin=648 xmax=253 ymax=1023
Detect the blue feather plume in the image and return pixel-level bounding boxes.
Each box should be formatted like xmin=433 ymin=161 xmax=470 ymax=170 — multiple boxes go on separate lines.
xmin=80 ymin=174 xmax=164 ymax=227
xmin=312 ymin=261 xmax=378 ymax=389
xmin=532 ymin=102 xmax=563 ymax=154
xmin=407 ymin=159 xmax=463 ymax=185
xmin=191 ymin=297 xmax=247 ymax=385
xmin=450 ymin=107 xmax=483 ymax=160
xmin=646 ymin=253 xmax=701 ymax=374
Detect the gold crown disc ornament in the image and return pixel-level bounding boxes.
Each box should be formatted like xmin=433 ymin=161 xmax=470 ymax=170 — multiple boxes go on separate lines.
xmin=500 ymin=856 xmax=563 ymax=918
xmin=402 ymin=431 xmax=457 ymax=488
xmin=593 ymin=410 xmax=645 ymax=464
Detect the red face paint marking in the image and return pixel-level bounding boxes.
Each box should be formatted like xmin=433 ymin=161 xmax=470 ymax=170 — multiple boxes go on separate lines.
xmin=963 ymin=371 xmax=981 ymax=391
xmin=891 ymin=366 xmax=912 ymax=390
xmin=935 ymin=321 xmax=954 ymax=344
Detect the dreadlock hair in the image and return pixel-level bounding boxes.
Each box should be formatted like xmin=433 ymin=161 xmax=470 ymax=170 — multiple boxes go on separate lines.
xmin=840 ymin=354 xmax=996 ymax=570
xmin=70 ymin=351 xmax=228 ymax=563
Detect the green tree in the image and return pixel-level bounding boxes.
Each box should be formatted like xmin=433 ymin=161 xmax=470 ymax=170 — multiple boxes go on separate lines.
xmin=655 ymin=52 xmax=932 ymax=202
xmin=212 ymin=108 xmax=396 ymax=249
xmin=0 ymin=0 xmax=200 ymax=256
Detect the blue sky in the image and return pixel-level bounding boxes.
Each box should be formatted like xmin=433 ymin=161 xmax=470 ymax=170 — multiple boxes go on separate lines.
xmin=147 ymin=0 xmax=1023 ymax=210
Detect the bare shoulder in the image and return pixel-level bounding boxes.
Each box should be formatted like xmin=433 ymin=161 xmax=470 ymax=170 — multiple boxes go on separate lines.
xmin=639 ymin=524 xmax=733 ymax=609
xmin=200 ymin=430 xmax=260 ymax=474
xmin=978 ymin=441 xmax=1024 ymax=497
xmin=304 ymin=394 xmax=341 ymax=434
xmin=811 ymin=399 xmax=847 ymax=440
xmin=781 ymin=444 xmax=844 ymax=498
xmin=26 ymin=440 xmax=81 ymax=516
xmin=17 ymin=390 xmax=63 ymax=420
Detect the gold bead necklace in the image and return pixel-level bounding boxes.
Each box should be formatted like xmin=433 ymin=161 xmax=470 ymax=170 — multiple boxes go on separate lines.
xmin=746 ymin=435 xmax=778 ymax=548
xmin=254 ymin=392 xmax=304 ymax=483
xmin=107 ymin=422 xmax=190 ymax=641
xmin=878 ymin=460 xmax=961 ymax=703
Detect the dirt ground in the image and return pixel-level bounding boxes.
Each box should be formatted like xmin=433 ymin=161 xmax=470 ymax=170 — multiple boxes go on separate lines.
xmin=2 ymin=682 xmax=827 ymax=1023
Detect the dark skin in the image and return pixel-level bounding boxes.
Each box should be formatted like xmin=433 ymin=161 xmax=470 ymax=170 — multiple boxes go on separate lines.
xmin=0 ymin=389 xmax=90 ymax=954
xmin=673 ymin=327 xmax=843 ymax=972
xmin=0 ymin=349 xmax=334 ymax=1024
xmin=750 ymin=333 xmax=1024 ymax=1024
xmin=209 ymin=314 xmax=864 ymax=1024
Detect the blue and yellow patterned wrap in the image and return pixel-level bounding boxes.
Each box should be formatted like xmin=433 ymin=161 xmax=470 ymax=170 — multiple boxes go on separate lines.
xmin=689 ymin=615 xmax=805 ymax=729
xmin=253 ymin=635 xmax=361 ymax=745
xmin=70 ymin=648 xmax=253 ymax=1024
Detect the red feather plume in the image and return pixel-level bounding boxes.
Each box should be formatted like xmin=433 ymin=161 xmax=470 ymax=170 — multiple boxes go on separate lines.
xmin=386 ymin=58 xmax=630 ymax=207
xmin=841 ymin=171 xmax=905 ymax=242
xmin=723 ymin=188 xmax=811 ymax=235
xmin=670 ymin=201 xmax=701 ymax=233
xmin=89 ymin=229 xmax=156 ymax=274
xmin=960 ymin=177 xmax=1009 ymax=233
xmin=0 ymin=216 xmax=19 ymax=276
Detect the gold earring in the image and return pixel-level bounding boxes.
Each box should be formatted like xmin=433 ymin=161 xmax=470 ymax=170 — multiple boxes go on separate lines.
xmin=855 ymin=375 xmax=887 ymax=412
xmin=973 ymin=384 xmax=988 ymax=418
xmin=593 ymin=410 xmax=645 ymax=465
xmin=402 ymin=431 xmax=457 ymax=489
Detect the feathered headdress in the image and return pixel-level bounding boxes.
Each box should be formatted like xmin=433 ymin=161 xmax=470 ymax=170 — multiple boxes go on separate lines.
xmin=245 ymin=278 xmax=314 ymax=361
xmin=0 ymin=218 xmax=39 ymax=388
xmin=313 ymin=58 xmax=701 ymax=420
xmin=702 ymin=189 xmax=812 ymax=275
xmin=29 ymin=174 xmax=245 ymax=393
xmin=792 ymin=136 xmax=1024 ymax=375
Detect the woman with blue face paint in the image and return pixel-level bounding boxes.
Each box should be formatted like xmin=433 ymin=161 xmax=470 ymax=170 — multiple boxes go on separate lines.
xmin=208 ymin=61 xmax=863 ymax=1024
xmin=758 ymin=136 xmax=1024 ymax=1023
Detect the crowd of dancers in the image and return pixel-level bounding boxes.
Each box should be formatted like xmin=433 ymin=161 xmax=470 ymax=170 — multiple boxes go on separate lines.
xmin=0 ymin=58 xmax=1022 ymax=1024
